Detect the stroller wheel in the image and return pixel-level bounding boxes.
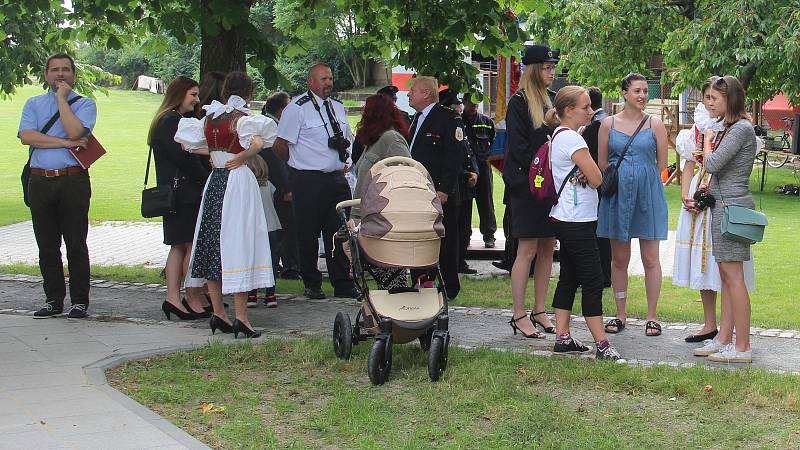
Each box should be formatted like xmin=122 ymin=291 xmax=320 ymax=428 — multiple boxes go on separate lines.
xmin=428 ymin=333 xmax=448 ymax=382
xmin=333 ymin=312 xmax=353 ymax=360
xmin=419 ymin=328 xmax=433 ymax=352
xmin=368 ymin=335 xmax=392 ymax=385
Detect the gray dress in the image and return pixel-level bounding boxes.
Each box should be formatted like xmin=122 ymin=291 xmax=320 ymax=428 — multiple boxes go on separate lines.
xmin=705 ymin=119 xmax=756 ymax=262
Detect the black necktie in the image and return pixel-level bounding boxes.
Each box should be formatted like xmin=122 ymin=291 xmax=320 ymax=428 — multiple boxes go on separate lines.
xmin=409 ymin=113 xmax=420 ymax=143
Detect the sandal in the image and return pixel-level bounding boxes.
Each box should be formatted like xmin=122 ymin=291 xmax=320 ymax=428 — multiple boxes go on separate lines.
xmin=645 ymin=320 xmax=662 ymax=336
xmin=530 ymin=311 xmax=556 ymax=334
xmin=604 ymin=318 xmax=626 ymax=334
xmin=508 ymin=315 xmax=546 ymax=339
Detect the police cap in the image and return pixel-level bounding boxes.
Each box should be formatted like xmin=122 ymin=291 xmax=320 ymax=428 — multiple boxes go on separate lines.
xmin=522 ymin=44 xmax=560 ymax=65
xmin=438 ymin=88 xmax=461 ymax=106
xmin=376 ymin=85 xmax=399 ymax=100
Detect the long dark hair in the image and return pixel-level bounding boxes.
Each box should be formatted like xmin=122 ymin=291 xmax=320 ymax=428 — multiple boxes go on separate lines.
xmin=199 ymin=71 xmax=225 ymax=108
xmin=147 ymin=76 xmax=199 ymax=145
xmin=355 ymin=94 xmax=410 ymax=147
xmin=221 ymin=71 xmax=254 ymax=103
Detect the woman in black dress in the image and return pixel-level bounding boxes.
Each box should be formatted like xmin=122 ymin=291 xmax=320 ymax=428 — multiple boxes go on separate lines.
xmin=502 ymin=44 xmax=560 ymax=338
xmin=148 ymin=76 xmax=212 ymax=319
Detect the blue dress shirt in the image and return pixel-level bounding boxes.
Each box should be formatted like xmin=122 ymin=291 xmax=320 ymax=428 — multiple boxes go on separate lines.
xmin=18 ymin=90 xmax=97 ymax=169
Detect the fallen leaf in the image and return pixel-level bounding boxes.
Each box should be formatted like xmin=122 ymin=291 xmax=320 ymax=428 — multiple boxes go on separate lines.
xmin=197 ymin=402 xmax=226 ymax=414
xmin=516 ymin=367 xmax=528 ymax=375
xmin=704 ymin=385 xmax=713 ymax=393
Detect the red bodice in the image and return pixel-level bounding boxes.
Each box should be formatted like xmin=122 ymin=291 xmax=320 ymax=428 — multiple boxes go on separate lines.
xmin=204 ymin=112 xmax=246 ymax=154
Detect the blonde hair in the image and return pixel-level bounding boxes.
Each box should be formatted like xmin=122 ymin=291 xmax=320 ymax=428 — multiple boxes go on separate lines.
xmin=518 ymin=63 xmax=552 ymax=129
xmin=545 ymin=86 xmax=587 ymax=128
xmin=411 ymin=76 xmax=438 ymax=102
xmin=246 ymin=155 xmax=269 ymax=186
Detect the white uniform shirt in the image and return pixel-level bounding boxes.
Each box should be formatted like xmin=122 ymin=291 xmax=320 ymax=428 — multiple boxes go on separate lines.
xmin=550 ymin=126 xmax=599 ymax=222
xmin=277 ymin=91 xmax=353 ymax=172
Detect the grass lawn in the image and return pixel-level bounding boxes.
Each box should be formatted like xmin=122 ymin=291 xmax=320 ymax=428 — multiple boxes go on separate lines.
xmin=108 ymin=338 xmax=800 ymax=449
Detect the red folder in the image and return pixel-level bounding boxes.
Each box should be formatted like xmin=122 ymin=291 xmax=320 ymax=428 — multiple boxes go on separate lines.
xmin=69 ymin=135 xmax=106 ymax=169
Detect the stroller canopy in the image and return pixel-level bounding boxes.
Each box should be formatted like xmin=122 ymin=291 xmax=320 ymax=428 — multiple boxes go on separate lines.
xmin=358 ymin=156 xmax=444 ymax=268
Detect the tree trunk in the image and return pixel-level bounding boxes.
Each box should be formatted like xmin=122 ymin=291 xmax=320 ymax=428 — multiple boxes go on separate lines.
xmin=199 ymin=0 xmax=251 ymax=82
xmin=740 ymin=62 xmax=757 ymax=90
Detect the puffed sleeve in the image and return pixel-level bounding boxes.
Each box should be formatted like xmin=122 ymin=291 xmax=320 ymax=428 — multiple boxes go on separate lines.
xmin=174 ymin=117 xmax=207 ymax=150
xmin=675 ymin=126 xmax=698 ymax=162
xmin=237 ymin=115 xmax=278 ymax=150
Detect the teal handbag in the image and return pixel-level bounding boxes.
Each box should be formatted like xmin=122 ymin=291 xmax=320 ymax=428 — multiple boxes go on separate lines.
xmin=721 ymin=204 xmax=767 ymax=244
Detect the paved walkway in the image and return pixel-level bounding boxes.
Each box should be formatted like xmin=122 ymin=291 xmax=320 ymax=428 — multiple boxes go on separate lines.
xmin=0 ymin=221 xmax=677 ymax=277
xmin=1 ymin=274 xmax=800 ymax=449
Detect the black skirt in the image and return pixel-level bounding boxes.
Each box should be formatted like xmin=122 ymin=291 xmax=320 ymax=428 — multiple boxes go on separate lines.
xmin=509 ymin=194 xmax=555 ymax=239
xmin=163 ymin=202 xmax=201 ymax=245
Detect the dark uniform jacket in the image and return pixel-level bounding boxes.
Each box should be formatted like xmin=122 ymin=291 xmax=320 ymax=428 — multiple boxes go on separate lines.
xmin=502 ymin=90 xmax=553 ymax=198
xmin=409 ymin=103 xmax=464 ymax=198
xmin=463 ymin=112 xmax=495 ymax=161
xmin=151 ymin=111 xmax=210 ymax=204
xmin=581 ymin=108 xmax=608 ymax=163
xmin=453 ymin=112 xmax=479 ymax=203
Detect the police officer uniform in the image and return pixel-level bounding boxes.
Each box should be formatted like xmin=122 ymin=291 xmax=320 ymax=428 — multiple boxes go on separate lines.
xmin=408 ymin=98 xmax=464 ymax=299
xmin=276 ymin=90 xmax=357 ymax=297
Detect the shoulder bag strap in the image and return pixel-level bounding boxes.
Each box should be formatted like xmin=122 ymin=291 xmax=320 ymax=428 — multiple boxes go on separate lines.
xmin=28 ymin=95 xmax=83 ymax=162
xmin=551 ymin=127 xmax=579 ymax=198
xmin=613 ymin=114 xmax=650 ymax=170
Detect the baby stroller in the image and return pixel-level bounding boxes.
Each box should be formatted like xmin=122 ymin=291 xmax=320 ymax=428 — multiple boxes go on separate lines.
xmin=332 ymin=156 xmax=450 ymax=385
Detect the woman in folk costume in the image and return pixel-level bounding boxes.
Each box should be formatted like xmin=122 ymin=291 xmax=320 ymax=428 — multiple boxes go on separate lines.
xmin=673 ymin=76 xmax=755 ymax=345
xmin=175 ymin=71 xmax=278 ymax=338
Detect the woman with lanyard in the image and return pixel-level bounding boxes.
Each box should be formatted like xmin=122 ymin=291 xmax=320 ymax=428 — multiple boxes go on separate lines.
xmin=502 ymin=44 xmax=560 ymax=339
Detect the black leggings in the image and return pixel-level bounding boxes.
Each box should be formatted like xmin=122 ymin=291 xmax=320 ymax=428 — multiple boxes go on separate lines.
xmin=552 ymin=221 xmax=604 ymax=317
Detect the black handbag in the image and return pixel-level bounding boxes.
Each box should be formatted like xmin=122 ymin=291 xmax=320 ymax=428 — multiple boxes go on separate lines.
xmin=22 ymin=96 xmax=82 ymax=207
xmin=599 ymin=114 xmax=650 ymax=197
xmin=140 ymin=146 xmax=179 ymax=218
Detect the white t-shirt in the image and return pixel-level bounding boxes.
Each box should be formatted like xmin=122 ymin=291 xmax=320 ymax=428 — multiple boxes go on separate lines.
xmin=549 ymin=127 xmax=598 ymax=222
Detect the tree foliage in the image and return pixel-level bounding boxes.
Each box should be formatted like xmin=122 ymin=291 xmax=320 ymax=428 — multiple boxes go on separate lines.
xmin=536 ymin=0 xmax=800 ymax=102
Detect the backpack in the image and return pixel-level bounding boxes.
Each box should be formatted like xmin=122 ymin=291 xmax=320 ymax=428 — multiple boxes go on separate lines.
xmin=529 ymin=127 xmax=569 ymax=205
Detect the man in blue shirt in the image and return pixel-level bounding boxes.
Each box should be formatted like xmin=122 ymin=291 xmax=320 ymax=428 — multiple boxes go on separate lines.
xmin=18 ymin=53 xmax=97 ymax=319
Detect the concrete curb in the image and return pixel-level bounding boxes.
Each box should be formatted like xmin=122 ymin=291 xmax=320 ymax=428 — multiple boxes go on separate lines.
xmin=83 ymin=344 xmax=212 ymax=450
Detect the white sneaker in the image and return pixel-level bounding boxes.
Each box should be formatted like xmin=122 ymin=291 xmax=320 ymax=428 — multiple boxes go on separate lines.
xmin=693 ymin=339 xmax=730 ymax=357
xmin=707 ymin=346 xmax=752 ymax=363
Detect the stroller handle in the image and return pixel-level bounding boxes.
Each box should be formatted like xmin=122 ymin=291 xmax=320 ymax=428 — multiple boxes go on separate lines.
xmin=335 ymin=198 xmax=361 ymax=212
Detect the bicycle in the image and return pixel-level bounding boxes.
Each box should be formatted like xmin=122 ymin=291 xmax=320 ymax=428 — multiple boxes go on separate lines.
xmin=765 ymin=116 xmax=795 ymax=168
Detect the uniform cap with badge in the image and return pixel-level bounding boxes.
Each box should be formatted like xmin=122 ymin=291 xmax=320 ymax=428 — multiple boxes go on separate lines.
xmin=522 ymin=44 xmax=560 ymax=65
xmin=438 ymin=88 xmax=462 ymax=107
xmin=377 ymin=85 xmax=399 ymax=101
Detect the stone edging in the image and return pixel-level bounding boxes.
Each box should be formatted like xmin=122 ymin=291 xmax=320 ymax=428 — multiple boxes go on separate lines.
xmin=3 ymin=272 xmax=800 ymax=340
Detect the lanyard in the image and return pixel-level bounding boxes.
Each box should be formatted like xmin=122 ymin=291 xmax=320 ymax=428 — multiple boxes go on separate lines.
xmin=307 ymin=91 xmax=342 ymax=138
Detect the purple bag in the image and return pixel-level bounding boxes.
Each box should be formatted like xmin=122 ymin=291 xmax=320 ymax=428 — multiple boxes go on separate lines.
xmin=529 ymin=128 xmax=567 ymax=205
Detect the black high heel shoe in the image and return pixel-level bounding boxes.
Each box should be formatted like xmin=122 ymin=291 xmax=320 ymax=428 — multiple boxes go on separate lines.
xmin=530 ymin=311 xmax=556 ymax=334
xmin=182 ymin=298 xmax=212 ymax=319
xmin=162 ymin=301 xmax=197 ymax=321
xmin=508 ymin=315 xmax=545 ymax=339
xmin=209 ymin=314 xmax=233 ymax=334
xmin=232 ymin=319 xmax=261 ymax=339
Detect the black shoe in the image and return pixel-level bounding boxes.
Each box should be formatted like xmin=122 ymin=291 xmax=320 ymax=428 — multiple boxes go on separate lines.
xmin=66 ymin=304 xmax=88 ymax=319
xmin=209 ymin=314 xmax=233 ymax=334
xmin=232 ymin=319 xmax=261 ymax=339
xmin=303 ymin=287 xmax=326 ymax=300
xmin=458 ymin=264 xmax=478 ymax=274
xmin=484 ymin=239 xmax=496 ymax=249
xmin=33 ymin=301 xmax=63 ymax=319
xmin=596 ymin=345 xmax=624 ymax=361
xmin=162 ymin=301 xmax=197 ymax=320
xmin=685 ymin=329 xmax=718 ymax=343
xmin=491 ymin=260 xmax=510 ymax=272
xmin=181 ymin=298 xmax=212 ymax=318
xmin=553 ymin=338 xmax=590 ymax=354
xmin=280 ymin=269 xmax=302 ymax=280
xmin=333 ymin=287 xmax=361 ymax=299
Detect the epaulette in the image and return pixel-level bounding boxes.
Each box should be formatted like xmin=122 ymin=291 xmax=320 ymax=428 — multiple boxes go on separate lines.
xmin=295 ymin=95 xmax=311 ymax=106
xmin=330 ymin=97 xmax=343 ymax=104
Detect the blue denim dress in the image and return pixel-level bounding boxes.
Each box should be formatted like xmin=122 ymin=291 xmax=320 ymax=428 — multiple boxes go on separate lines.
xmin=597 ymin=125 xmax=668 ymax=241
